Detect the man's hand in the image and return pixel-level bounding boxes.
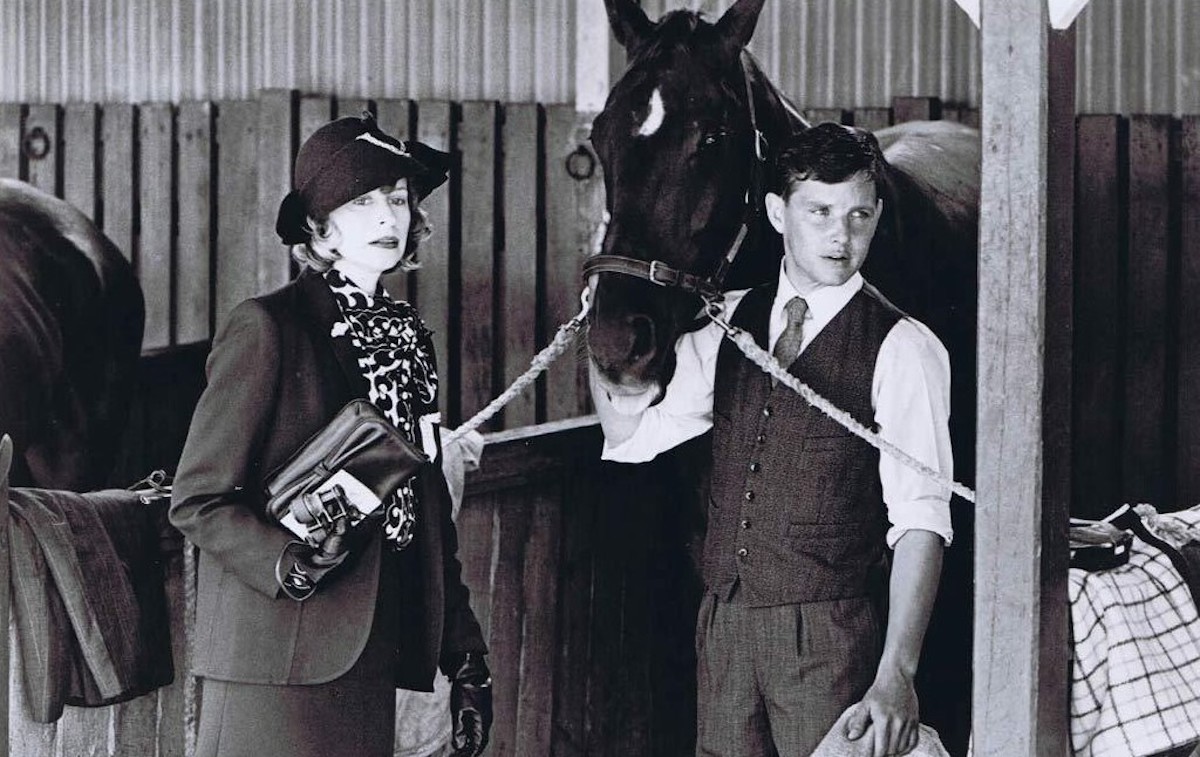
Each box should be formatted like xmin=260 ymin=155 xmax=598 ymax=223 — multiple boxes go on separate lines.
xmin=843 ymin=669 xmax=920 ymax=756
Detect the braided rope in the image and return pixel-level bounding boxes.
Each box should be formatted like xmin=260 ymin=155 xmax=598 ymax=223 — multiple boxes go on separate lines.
xmin=444 ymin=295 xmax=590 ymax=445
xmin=706 ymin=304 xmax=976 ymax=503
xmin=444 ymin=280 xmax=976 ymax=504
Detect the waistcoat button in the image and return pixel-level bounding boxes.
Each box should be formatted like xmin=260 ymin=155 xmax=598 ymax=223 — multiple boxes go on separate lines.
xmin=740 ymin=519 xmax=751 ymax=529
xmin=762 ymin=406 xmax=771 ymax=417
xmin=749 ymin=462 xmax=760 ymax=473
xmin=756 ymin=433 xmax=766 ymax=444
xmin=736 ymin=547 xmax=748 ymax=559
xmin=744 ymin=490 xmax=754 ymax=502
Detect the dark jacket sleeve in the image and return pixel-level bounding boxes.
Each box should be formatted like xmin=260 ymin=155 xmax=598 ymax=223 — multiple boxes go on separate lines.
xmin=433 ymin=461 xmax=488 ymax=665
xmin=169 ymin=299 xmax=294 ymax=598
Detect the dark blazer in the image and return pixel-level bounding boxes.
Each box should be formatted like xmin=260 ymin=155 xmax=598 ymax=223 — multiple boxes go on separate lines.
xmin=169 ymin=271 xmax=485 ymax=690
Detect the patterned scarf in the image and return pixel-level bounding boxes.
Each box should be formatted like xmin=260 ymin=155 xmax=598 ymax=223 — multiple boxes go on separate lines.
xmin=323 ymin=268 xmax=438 ymax=550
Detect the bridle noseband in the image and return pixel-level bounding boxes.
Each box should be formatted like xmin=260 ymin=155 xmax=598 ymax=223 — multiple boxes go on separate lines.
xmin=582 ymin=50 xmax=767 ymax=301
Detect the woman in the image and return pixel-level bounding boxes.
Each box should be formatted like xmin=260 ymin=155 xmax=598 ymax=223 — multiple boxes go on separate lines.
xmin=170 ymin=114 xmax=491 ymax=757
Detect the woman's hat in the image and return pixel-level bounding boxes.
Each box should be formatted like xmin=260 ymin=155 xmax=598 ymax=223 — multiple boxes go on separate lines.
xmin=275 ymin=113 xmax=451 ymax=245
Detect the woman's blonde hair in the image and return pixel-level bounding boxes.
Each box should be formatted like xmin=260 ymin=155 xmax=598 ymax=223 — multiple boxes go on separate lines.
xmin=290 ymin=184 xmax=433 ymax=273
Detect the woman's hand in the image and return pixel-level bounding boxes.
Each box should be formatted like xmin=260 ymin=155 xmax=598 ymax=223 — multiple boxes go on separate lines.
xmin=442 ymin=430 xmax=484 ymax=520
xmin=446 ymin=652 xmax=493 ymax=756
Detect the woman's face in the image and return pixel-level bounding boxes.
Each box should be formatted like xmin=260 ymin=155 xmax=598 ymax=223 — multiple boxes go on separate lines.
xmin=323 ymin=179 xmax=413 ymax=278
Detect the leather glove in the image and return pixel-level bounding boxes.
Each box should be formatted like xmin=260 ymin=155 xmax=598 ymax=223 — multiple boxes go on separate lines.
xmin=276 ymin=517 xmax=356 ymax=601
xmin=446 ymin=652 xmax=493 ymax=757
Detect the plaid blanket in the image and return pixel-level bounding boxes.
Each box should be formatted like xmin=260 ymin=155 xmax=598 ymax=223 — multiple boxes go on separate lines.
xmin=1069 ymin=509 xmax=1200 ymax=756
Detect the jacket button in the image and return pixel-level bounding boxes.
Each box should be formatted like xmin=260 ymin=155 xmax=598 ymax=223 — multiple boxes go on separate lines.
xmin=740 ymin=519 xmax=751 ymax=529
xmin=762 ymin=406 xmax=772 ymax=417
xmin=736 ymin=547 xmax=748 ymax=559
xmin=744 ymin=490 xmax=754 ymax=502
xmin=749 ymin=462 xmax=760 ymax=473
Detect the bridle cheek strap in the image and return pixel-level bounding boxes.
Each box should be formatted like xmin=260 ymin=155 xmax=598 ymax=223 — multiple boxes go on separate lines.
xmin=583 ymin=51 xmax=765 ymax=298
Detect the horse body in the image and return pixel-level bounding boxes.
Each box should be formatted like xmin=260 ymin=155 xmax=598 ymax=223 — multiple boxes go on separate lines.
xmin=587 ymin=1 xmax=979 ymax=752
xmin=0 ymin=178 xmax=144 ymax=490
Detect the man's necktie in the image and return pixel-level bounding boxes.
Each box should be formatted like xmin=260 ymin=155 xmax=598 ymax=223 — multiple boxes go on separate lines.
xmin=772 ymin=296 xmax=808 ymax=370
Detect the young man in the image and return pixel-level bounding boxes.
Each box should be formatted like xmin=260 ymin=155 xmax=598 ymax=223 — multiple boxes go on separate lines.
xmin=590 ymin=123 xmax=953 ymax=757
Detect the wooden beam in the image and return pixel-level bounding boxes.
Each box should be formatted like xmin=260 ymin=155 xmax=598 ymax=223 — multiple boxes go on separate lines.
xmin=1039 ymin=23 xmax=1075 ymax=757
xmin=975 ymin=0 xmax=1070 ymax=754
xmin=0 ymin=435 xmax=12 ymax=757
xmin=575 ymin=0 xmax=609 ymax=113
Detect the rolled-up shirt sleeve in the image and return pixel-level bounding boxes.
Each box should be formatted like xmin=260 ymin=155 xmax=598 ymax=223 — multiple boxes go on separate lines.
xmin=874 ymin=318 xmax=955 ymax=548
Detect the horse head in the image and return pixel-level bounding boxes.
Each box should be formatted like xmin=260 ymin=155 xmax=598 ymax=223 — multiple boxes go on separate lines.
xmin=586 ymin=0 xmax=803 ymax=401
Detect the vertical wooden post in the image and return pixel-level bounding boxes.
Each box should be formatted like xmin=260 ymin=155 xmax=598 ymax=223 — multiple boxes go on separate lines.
xmin=575 ymin=0 xmax=609 ymax=114
xmin=975 ymin=0 xmax=1070 ymax=754
xmin=1039 ymin=23 xmax=1075 ymax=757
xmin=0 ymin=435 xmax=12 ymax=757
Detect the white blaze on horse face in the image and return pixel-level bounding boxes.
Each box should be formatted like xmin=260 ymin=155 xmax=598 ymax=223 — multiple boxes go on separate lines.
xmin=634 ymin=88 xmax=666 ymax=137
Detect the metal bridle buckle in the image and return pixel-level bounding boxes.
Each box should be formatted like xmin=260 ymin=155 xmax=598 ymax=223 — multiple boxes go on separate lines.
xmin=647 ymin=260 xmax=671 ymax=286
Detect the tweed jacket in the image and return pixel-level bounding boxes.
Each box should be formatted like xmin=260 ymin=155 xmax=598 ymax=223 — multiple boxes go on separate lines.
xmin=169 ymin=271 xmax=485 ymax=690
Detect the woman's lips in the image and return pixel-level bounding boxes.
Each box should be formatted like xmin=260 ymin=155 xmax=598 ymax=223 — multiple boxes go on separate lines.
xmin=371 ymin=236 xmax=400 ymax=249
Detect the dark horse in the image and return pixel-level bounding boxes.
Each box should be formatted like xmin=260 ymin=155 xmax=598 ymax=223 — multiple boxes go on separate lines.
xmin=0 ymin=178 xmax=144 ymax=490
xmin=585 ymin=0 xmax=979 ymax=753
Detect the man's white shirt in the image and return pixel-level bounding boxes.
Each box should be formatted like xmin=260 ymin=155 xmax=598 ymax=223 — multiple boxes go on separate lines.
xmin=601 ymin=267 xmax=954 ymax=547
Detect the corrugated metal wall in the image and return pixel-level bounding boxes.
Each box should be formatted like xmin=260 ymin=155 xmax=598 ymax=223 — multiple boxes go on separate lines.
xmin=0 ymin=0 xmax=1195 ymax=114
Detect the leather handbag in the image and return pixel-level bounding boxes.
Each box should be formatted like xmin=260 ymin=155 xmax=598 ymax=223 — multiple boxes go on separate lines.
xmin=263 ymin=399 xmax=428 ymax=545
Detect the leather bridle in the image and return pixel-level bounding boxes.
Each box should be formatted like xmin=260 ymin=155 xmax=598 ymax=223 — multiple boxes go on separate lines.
xmin=582 ymin=50 xmax=769 ymax=301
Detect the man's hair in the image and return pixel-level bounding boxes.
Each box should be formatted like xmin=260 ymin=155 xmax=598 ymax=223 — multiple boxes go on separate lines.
xmin=770 ymin=122 xmax=889 ymax=197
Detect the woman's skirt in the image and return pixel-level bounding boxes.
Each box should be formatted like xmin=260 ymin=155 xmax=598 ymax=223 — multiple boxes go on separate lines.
xmin=195 ymin=564 xmax=401 ymax=757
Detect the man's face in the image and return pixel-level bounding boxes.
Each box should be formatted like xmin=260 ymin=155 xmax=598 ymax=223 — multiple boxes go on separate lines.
xmin=765 ymin=173 xmax=882 ymax=294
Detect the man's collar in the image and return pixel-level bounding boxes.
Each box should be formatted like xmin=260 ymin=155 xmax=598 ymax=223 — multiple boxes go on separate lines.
xmin=772 ymin=262 xmax=863 ymax=320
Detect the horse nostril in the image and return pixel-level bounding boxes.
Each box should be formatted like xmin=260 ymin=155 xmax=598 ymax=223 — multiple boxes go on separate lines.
xmin=628 ymin=314 xmax=656 ymax=362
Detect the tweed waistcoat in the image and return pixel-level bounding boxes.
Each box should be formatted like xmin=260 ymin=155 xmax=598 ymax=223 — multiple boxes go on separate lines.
xmin=704 ymin=281 xmax=902 ymax=606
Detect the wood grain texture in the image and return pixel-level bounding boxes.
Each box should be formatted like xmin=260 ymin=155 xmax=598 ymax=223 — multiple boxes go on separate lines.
xmin=892 ymin=95 xmax=941 ymax=123
xmin=23 ymin=104 xmax=60 ymax=197
xmin=850 ymin=107 xmax=891 ymax=132
xmin=139 ymin=103 xmax=175 ymax=350
xmin=213 ymin=100 xmax=259 ymax=327
xmin=255 ymin=90 xmax=295 ymax=295
xmin=101 ymin=104 xmax=136 ymax=260
xmin=483 ymin=494 xmax=532 ymax=757
xmin=414 ymin=101 xmax=456 ymax=422
xmin=459 ymin=101 xmax=499 ymax=429
xmin=513 ymin=488 xmax=561 ymax=757
xmin=1179 ymin=116 xmax=1200 ymax=506
xmin=1122 ymin=115 xmax=1172 ymax=504
xmin=543 ymin=106 xmax=603 ymax=422
xmin=0 ymin=437 xmax=10 ymax=757
xmin=1072 ymin=116 xmax=1122 ymax=518
xmin=0 ymin=104 xmax=20 ymax=179
xmin=499 ymin=103 xmax=541 ymax=428
xmin=176 ymin=101 xmax=214 ymax=344
xmin=63 ymin=104 xmax=100 ymax=219
xmin=974 ymin=0 xmax=1054 ymax=754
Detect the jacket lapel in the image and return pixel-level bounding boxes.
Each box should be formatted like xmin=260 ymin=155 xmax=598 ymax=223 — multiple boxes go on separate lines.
xmin=297 ymin=271 xmax=371 ymax=401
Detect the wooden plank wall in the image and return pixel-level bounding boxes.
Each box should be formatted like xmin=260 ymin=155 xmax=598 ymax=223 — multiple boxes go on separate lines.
xmin=0 ymin=92 xmax=606 ymax=436
xmin=1 ymin=94 xmax=1199 ymax=754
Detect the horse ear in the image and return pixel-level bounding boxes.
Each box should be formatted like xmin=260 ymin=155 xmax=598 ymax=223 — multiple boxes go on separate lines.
xmin=604 ymin=0 xmax=653 ymax=50
xmin=715 ymin=0 xmax=766 ymax=51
